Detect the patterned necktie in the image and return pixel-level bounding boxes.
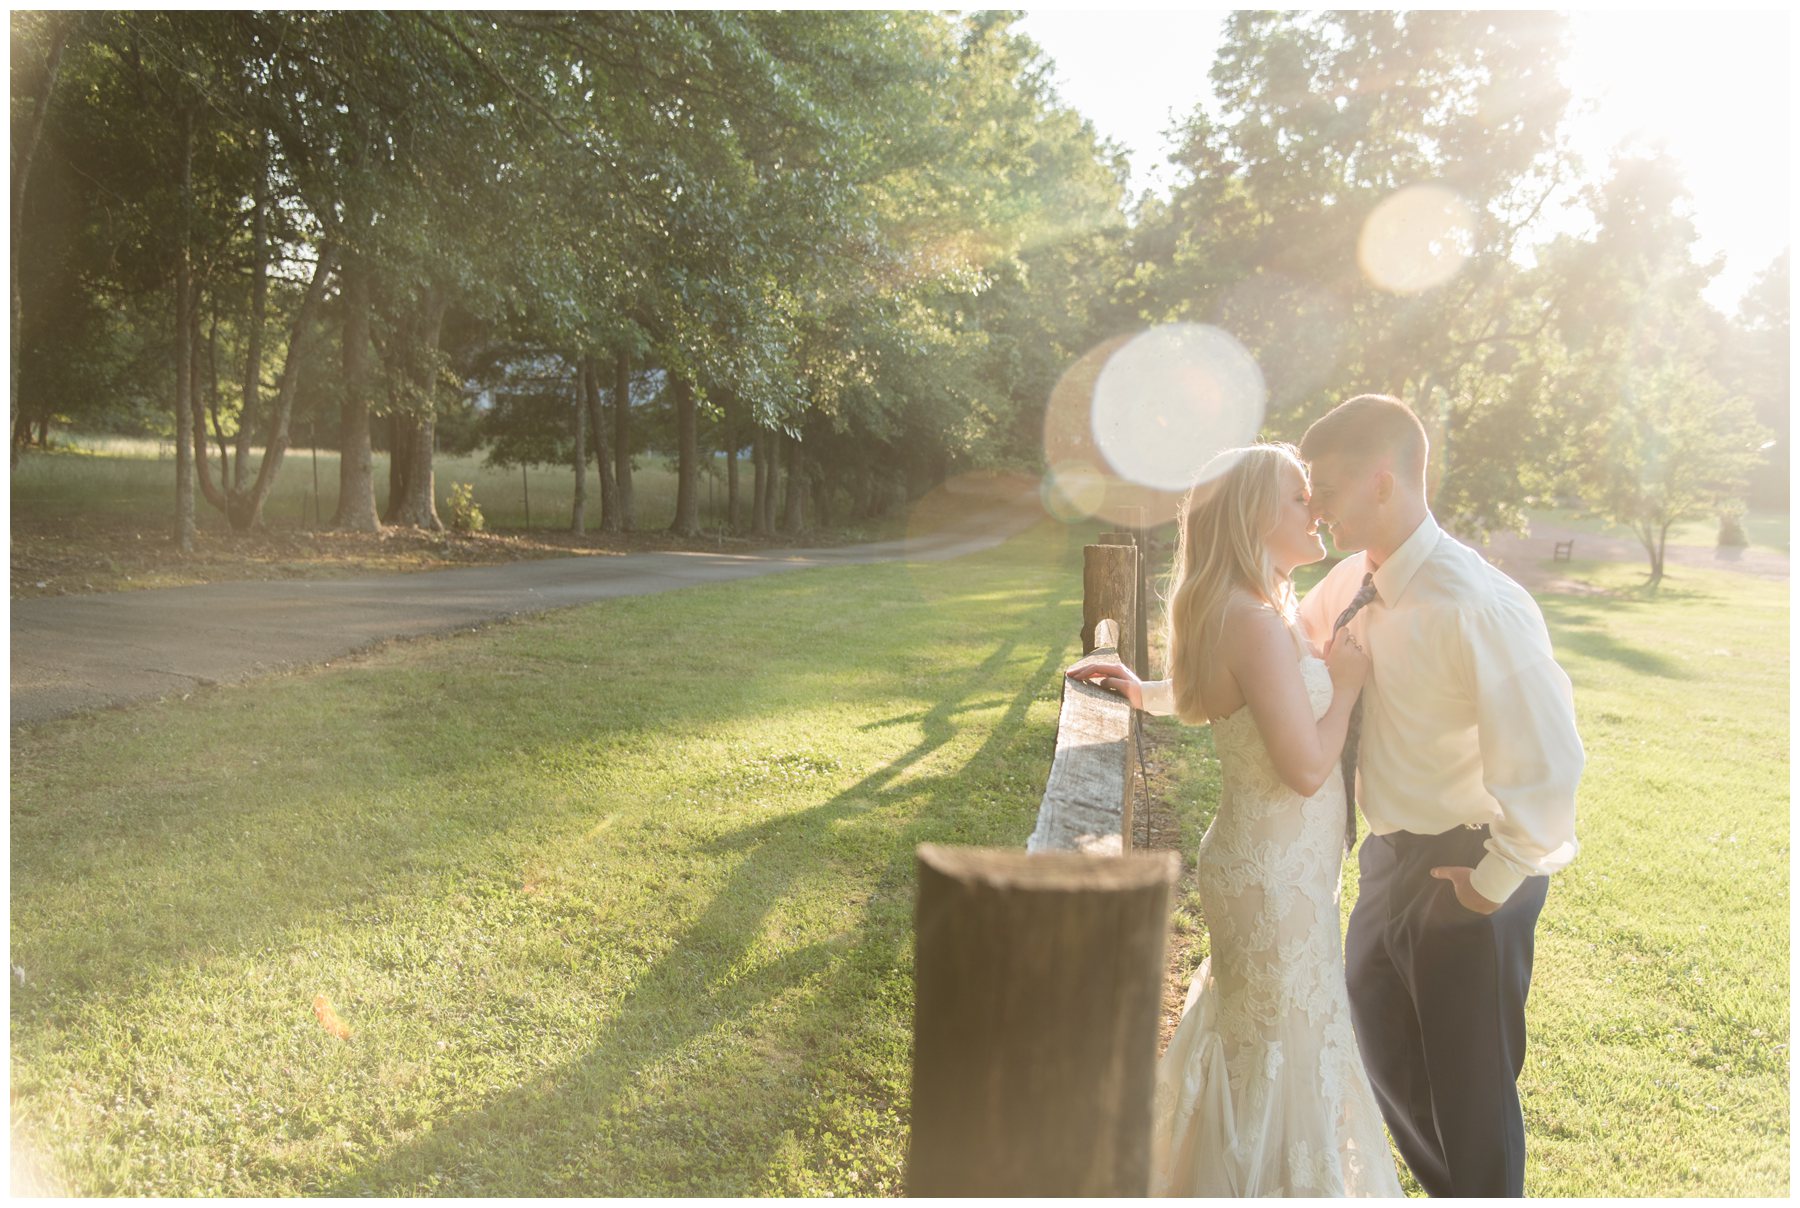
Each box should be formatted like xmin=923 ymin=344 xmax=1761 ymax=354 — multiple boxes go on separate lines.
xmin=1333 ymin=573 xmax=1379 ymax=850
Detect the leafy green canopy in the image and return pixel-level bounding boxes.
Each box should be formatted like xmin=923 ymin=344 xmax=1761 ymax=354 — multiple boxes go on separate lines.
xmin=13 ymin=11 xmax=1781 ymax=542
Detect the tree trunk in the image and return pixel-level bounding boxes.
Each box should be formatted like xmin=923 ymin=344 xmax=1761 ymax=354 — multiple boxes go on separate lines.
xmin=782 ymin=429 xmax=805 ymax=532
xmin=851 ymin=462 xmax=875 ymax=520
xmin=570 ymin=359 xmax=589 ymax=534
xmin=669 ymin=373 xmax=700 ymax=537
xmin=11 ymin=16 xmax=69 ymax=472
xmin=205 ymin=305 xmax=229 ymax=484
xmin=613 ymin=349 xmax=635 ymax=531
xmin=384 ymin=292 xmax=445 ymax=531
xmin=764 ymin=430 xmax=781 ymax=534
xmin=813 ymin=450 xmax=833 ymax=529
xmin=726 ymin=417 xmax=741 ymax=531
xmin=1649 ymin=521 xmax=1671 ymax=587
xmin=235 ymin=132 xmax=269 ymax=494
xmin=173 ymin=278 xmax=196 ymax=550
xmin=405 ymin=406 xmax=440 ymax=532
xmin=331 ymin=257 xmax=380 ymax=532
xmin=172 ymin=105 xmax=196 ymax=553
xmin=190 ymin=290 xmax=232 ymax=517
xmin=400 ymin=413 xmax=442 ymax=529
xmin=752 ymin=430 xmax=766 ymax=532
xmin=233 ymin=242 xmax=338 ymax=531
xmin=751 ymin=428 xmax=768 ymax=535
xmin=584 ymin=353 xmax=620 ymax=532
xmin=383 ymin=414 xmax=409 ymax=523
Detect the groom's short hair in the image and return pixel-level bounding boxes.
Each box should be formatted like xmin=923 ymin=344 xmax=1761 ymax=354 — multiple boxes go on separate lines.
xmin=1299 ymin=394 xmax=1428 ymax=484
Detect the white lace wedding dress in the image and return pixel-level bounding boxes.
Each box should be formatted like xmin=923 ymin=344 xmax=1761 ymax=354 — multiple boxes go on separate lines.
xmin=1149 ymin=649 xmax=1403 ymax=1197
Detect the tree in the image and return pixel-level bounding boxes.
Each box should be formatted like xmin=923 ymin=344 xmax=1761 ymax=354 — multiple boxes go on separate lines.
xmin=16 ymin=10 xmax=1141 ymax=547
xmin=18 ymin=13 xmax=351 ymax=534
xmin=10 ymin=11 xmax=73 ymax=468
xmin=1579 ymin=365 xmax=1765 ymax=584
xmin=579 ymin=354 xmax=621 ymax=532
xmin=1551 ymin=154 xmax=1769 ymax=584
xmin=255 ymin=12 xmax=529 ymax=532
xmin=1718 ymin=252 xmax=1789 ymax=509
xmin=1128 ymin=11 xmax=1578 ymax=534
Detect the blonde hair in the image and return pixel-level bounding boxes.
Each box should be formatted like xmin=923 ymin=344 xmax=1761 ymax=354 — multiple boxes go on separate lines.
xmin=1165 ymin=443 xmax=1307 ymax=724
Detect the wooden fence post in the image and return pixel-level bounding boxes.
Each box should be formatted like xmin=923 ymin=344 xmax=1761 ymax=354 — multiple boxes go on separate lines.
xmin=1114 ymin=505 xmax=1151 ymax=678
xmin=908 ymin=844 xmax=1178 ymax=1197
xmin=1082 ymin=541 xmax=1136 ymax=667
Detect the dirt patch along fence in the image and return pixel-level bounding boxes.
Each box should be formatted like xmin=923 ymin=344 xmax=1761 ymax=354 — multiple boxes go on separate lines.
xmin=908 ymin=533 xmax=1178 ymax=1196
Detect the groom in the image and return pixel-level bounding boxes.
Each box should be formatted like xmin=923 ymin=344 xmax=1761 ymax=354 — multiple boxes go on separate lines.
xmin=1297 ymin=395 xmax=1583 ymax=1197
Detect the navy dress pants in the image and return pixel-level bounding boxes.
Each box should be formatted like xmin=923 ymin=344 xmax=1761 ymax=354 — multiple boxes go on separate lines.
xmin=1346 ymin=825 xmax=1547 ymax=1198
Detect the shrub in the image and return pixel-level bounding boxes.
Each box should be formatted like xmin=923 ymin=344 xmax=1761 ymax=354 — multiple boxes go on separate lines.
xmin=446 ymin=482 xmax=485 ymax=533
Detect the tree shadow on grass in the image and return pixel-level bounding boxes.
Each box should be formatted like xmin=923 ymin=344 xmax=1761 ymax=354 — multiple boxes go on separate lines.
xmin=1536 ymin=595 xmax=1695 ymax=680
xmin=8 ymin=559 xmax=1067 ymax=1006
xmin=323 ymin=617 xmax=1071 ymax=1195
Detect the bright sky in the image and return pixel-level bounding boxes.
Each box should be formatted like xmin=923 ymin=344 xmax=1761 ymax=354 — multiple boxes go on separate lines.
xmin=1019 ymin=8 xmax=1792 ymax=313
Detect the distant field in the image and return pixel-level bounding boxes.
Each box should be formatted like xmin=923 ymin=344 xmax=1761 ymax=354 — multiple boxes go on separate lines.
xmin=10 ymin=432 xmax=1006 ymax=598
xmin=1526 ymin=507 xmax=1789 ymax=555
xmin=12 ymin=433 xmax=750 ymax=534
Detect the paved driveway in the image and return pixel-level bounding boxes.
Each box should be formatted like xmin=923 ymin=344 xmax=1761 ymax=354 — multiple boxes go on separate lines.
xmin=11 ymin=493 xmax=1043 ymax=727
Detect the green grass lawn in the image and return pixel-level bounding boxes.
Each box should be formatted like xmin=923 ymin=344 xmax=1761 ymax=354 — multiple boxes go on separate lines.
xmin=12 ymin=432 xmax=762 ymax=535
xmin=1517 ymin=561 xmax=1789 ymax=1195
xmin=10 ymin=519 xmax=1089 ymax=1196
xmin=10 ymin=527 xmax=1789 ymax=1195
xmin=1527 ymin=506 xmax=1790 ymax=555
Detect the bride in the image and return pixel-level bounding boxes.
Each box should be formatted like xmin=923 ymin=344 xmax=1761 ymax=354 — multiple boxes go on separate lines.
xmin=1069 ymin=443 xmax=1402 ymax=1197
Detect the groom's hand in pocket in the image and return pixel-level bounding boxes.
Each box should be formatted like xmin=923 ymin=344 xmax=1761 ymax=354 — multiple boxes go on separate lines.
xmin=1430 ymin=865 xmax=1502 ymax=915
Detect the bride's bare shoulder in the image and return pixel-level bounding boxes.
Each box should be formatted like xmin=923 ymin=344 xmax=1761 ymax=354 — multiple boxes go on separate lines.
xmin=1221 ymin=591 xmax=1311 ymax=661
xmin=1219 ymin=591 xmax=1287 ymax=644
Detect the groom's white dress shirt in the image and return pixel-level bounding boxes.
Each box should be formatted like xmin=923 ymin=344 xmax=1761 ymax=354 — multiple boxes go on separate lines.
xmin=1140 ymin=513 xmax=1583 ymax=904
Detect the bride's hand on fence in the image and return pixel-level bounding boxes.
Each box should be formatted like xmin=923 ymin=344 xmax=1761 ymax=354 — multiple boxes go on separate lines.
xmin=1325 ymin=629 xmax=1370 ymax=694
xmin=1065 ymin=660 xmax=1143 ymax=711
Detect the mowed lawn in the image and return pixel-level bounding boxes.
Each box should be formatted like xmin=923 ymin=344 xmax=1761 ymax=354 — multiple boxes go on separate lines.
xmin=1518 ymin=561 xmax=1788 ymax=1196
xmin=14 ymin=433 xmax=757 ymax=535
xmin=10 ymin=526 xmax=1789 ymax=1195
xmin=10 ymin=520 xmax=1088 ymax=1196
xmin=1526 ymin=506 xmax=1790 ymax=556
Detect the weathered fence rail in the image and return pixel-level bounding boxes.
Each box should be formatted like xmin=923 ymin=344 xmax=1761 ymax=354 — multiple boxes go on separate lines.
xmin=908 ymin=528 xmax=1178 ymax=1197
xmin=1028 ymin=617 xmax=1136 ymax=855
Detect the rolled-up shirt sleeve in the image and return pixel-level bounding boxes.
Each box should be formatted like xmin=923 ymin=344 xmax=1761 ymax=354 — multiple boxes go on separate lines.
xmin=1457 ymin=599 xmax=1585 ymax=904
xmin=1140 ymin=678 xmax=1177 ymax=717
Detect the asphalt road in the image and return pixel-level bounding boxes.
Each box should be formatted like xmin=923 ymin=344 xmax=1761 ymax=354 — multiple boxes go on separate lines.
xmin=11 ymin=492 xmax=1044 ymax=728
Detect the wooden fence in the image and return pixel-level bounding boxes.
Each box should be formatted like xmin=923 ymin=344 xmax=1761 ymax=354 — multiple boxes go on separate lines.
xmin=908 ymin=523 xmax=1180 ymax=1197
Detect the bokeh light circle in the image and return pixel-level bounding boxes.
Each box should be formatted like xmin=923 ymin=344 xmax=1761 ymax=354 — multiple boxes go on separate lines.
xmin=1090 ymin=324 xmax=1268 ymax=493
xmin=1358 ymin=184 xmax=1477 ymax=294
